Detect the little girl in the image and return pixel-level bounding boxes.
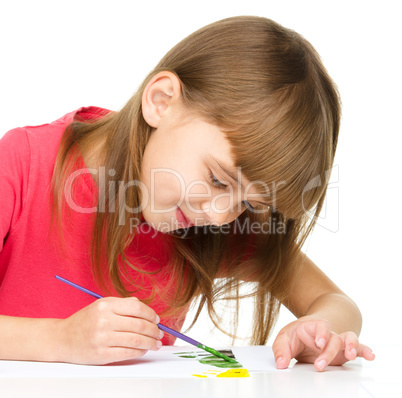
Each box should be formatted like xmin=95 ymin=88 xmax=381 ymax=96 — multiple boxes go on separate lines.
xmin=0 ymin=16 xmax=375 ymax=371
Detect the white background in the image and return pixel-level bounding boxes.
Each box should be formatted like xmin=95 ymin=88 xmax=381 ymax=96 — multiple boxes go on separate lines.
xmin=0 ymin=0 xmax=400 ymax=350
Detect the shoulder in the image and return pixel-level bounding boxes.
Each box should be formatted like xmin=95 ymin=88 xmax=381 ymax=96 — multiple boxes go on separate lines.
xmin=0 ymin=112 xmax=71 ymax=179
xmin=0 ymin=128 xmax=31 ymax=246
xmin=2 ymin=106 xmax=110 ymax=167
xmin=21 ymin=108 xmax=83 ymax=147
xmin=0 ymin=127 xmax=30 ymax=178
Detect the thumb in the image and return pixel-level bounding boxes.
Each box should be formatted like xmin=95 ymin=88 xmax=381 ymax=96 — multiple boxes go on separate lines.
xmin=272 ymin=332 xmax=293 ymax=369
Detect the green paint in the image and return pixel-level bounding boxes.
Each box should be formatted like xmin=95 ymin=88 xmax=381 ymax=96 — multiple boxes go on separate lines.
xmin=174 ymin=348 xmax=242 ymax=369
xmin=215 ymin=350 xmax=234 ymax=357
xmin=197 ymin=344 xmax=237 ymax=363
xmin=198 ymin=355 xmax=243 ymax=368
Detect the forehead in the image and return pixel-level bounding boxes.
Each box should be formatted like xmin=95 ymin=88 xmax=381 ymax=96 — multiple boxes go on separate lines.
xmin=179 ymin=117 xmax=261 ymax=192
xmin=183 ymin=117 xmax=235 ymax=162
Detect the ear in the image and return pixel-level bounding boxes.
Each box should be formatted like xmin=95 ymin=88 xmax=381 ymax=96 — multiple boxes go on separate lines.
xmin=141 ymin=71 xmax=181 ymax=128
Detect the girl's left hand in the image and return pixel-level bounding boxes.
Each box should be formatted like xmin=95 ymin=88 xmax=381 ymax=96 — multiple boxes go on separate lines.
xmin=272 ymin=315 xmax=376 ymax=372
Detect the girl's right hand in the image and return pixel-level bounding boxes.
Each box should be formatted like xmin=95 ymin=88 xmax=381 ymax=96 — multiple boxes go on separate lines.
xmin=58 ymin=297 xmax=163 ymax=365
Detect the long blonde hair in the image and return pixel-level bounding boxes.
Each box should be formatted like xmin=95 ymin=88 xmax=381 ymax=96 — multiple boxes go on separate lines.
xmin=51 ymin=16 xmax=341 ymax=344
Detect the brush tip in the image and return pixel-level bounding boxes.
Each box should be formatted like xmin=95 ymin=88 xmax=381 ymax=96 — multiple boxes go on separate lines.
xmin=201 ymin=345 xmax=237 ymax=363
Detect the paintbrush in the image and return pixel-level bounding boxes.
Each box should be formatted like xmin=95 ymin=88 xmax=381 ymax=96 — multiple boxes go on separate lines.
xmin=55 ymin=275 xmax=236 ymax=364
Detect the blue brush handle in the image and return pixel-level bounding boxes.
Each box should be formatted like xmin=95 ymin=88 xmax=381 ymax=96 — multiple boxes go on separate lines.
xmin=156 ymin=323 xmax=200 ymax=346
xmin=55 ymin=275 xmax=103 ymax=299
xmin=55 ymin=275 xmax=201 ymax=346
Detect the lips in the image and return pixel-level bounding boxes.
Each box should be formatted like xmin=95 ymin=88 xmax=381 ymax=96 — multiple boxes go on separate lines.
xmin=176 ymin=207 xmax=194 ymax=227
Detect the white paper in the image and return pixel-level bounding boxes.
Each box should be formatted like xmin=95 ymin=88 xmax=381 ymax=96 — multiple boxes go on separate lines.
xmin=360 ymin=381 xmax=402 ymax=398
xmin=0 ymin=345 xmax=284 ymax=378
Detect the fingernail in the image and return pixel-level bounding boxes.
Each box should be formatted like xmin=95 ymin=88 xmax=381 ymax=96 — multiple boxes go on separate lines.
xmin=156 ymin=341 xmax=162 ymax=350
xmin=351 ymin=348 xmax=357 ymax=357
xmin=276 ymin=356 xmax=283 ymax=367
xmin=317 ymin=359 xmax=326 ymax=371
xmin=155 ymin=315 xmax=160 ymax=324
xmin=159 ymin=330 xmax=164 ymax=339
xmin=316 ymin=338 xmax=326 ymax=349
xmin=367 ymin=348 xmax=375 ymax=358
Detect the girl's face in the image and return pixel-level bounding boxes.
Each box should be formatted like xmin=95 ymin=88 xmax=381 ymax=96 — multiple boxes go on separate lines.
xmin=140 ymin=111 xmax=267 ymax=233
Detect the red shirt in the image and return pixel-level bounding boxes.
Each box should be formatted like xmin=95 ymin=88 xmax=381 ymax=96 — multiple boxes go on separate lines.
xmin=0 ymin=106 xmax=186 ymax=345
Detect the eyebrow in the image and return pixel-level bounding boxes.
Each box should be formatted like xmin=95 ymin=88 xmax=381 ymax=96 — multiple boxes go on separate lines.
xmin=212 ymin=156 xmax=244 ymax=189
xmin=211 ymin=156 xmax=270 ymax=207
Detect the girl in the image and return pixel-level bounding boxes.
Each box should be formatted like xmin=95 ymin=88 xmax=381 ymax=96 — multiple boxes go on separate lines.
xmin=0 ymin=15 xmax=375 ymax=371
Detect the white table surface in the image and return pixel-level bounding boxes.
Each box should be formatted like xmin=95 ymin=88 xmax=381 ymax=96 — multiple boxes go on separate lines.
xmin=0 ymin=344 xmax=399 ymax=398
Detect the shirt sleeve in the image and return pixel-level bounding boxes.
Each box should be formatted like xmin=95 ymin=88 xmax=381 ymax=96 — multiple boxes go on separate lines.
xmin=0 ymin=127 xmax=30 ymax=252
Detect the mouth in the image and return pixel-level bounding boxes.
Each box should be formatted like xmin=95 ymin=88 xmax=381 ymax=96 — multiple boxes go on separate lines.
xmin=176 ymin=207 xmax=194 ymax=228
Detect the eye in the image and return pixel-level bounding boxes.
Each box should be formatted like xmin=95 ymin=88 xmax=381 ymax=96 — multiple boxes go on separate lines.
xmin=243 ymin=200 xmax=255 ymax=210
xmin=209 ymin=171 xmax=256 ymax=209
xmin=209 ymin=171 xmax=228 ymax=190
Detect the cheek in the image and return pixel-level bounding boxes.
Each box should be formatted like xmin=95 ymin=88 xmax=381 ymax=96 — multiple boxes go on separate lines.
xmin=150 ymin=170 xmax=185 ymax=205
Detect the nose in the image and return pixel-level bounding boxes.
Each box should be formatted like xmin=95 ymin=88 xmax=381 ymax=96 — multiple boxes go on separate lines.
xmin=200 ymin=200 xmax=242 ymax=226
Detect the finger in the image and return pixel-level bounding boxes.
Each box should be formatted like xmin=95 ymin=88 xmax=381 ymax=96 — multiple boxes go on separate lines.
xmin=313 ymin=319 xmax=332 ymax=350
xmin=357 ymin=344 xmax=376 ymax=361
xmin=314 ymin=333 xmax=343 ymax=372
xmin=341 ymin=331 xmax=359 ymax=361
xmin=108 ymin=297 xmax=160 ymax=324
xmin=113 ymin=313 xmax=164 ymax=340
xmin=272 ymin=331 xmax=293 ymax=369
xmin=110 ymin=331 xmax=163 ymax=351
xmin=298 ymin=318 xmax=331 ymax=351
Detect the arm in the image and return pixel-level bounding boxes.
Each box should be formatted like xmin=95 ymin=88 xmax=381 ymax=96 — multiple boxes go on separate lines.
xmin=272 ymin=252 xmax=375 ymax=371
xmin=0 ymin=298 xmax=163 ymax=364
xmin=0 ymin=316 xmax=63 ymax=361
xmin=304 ymin=292 xmax=362 ymax=336
xmin=282 ymin=252 xmax=362 ymax=334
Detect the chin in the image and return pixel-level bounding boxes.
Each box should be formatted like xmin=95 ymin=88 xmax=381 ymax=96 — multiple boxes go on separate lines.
xmin=140 ymin=214 xmax=175 ymax=234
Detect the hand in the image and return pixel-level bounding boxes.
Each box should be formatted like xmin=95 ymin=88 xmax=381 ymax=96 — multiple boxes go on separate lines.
xmin=272 ymin=315 xmax=375 ymax=372
xmin=58 ymin=297 xmax=163 ymax=365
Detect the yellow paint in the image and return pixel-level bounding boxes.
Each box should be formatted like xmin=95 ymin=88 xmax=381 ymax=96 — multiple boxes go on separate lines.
xmin=192 ymin=368 xmax=250 ymax=378
xmin=216 ymin=368 xmax=250 ymax=378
